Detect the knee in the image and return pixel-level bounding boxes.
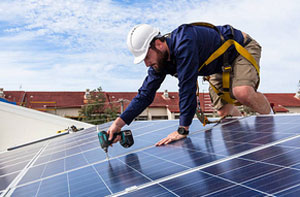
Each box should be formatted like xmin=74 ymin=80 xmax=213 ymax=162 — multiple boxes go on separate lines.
xmin=233 ymin=86 xmax=254 ymax=105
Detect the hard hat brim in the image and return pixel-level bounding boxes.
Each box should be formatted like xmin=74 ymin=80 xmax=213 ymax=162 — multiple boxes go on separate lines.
xmin=133 ymin=50 xmax=148 ymax=64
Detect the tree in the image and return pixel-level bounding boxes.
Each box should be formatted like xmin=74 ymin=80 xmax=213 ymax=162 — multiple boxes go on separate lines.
xmin=79 ymin=86 xmax=118 ymax=125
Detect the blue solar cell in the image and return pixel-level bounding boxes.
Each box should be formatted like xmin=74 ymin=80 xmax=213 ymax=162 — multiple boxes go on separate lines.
xmin=68 ymin=166 xmax=111 ymax=196
xmin=279 ymin=137 xmax=300 ymax=148
xmin=244 ymin=168 xmax=300 ymax=194
xmin=0 ymin=154 xmax=36 ymax=167
xmin=203 ymin=158 xmax=253 ymax=175
xmin=42 ymin=159 xmax=64 ymax=178
xmin=275 ymin=185 xmax=300 ymax=196
xmin=208 ymin=185 xmax=265 ymax=196
xmin=121 ymin=185 xmax=174 ymax=197
xmin=93 ymin=159 xmax=150 ymax=193
xmin=65 ymin=146 xmax=82 ymax=156
xmin=106 ymin=137 xmax=154 ymax=157
xmin=214 ymin=141 xmax=258 ymax=156
xmin=83 ymin=148 xmax=106 ymax=163
xmin=65 ymin=154 xmax=88 ymax=171
xmin=0 ymin=161 xmax=27 ymax=176
xmin=33 ymin=154 xmax=52 ymax=166
xmin=49 ymin=150 xmax=66 ymax=160
xmin=37 ymin=174 xmax=69 ymax=197
xmin=218 ymin=162 xmax=282 ymax=183
xmin=0 ymin=172 xmax=18 ymax=190
xmin=262 ymin=149 xmax=300 ymax=167
xmin=291 ymin=163 xmax=300 ymax=170
xmin=18 ymin=164 xmax=45 ymax=185
xmin=79 ymin=141 xmax=99 ymax=151
xmin=144 ymin=144 xmax=224 ymax=168
xmin=241 ymin=145 xmax=294 ymax=161
xmin=248 ymin=133 xmax=291 ymax=144
xmin=11 ymin=181 xmax=40 ymax=197
xmin=160 ymin=171 xmax=233 ymax=196
xmin=118 ymin=152 xmax=187 ymax=180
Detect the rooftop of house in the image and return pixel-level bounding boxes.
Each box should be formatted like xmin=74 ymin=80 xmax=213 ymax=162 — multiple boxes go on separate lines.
xmin=2 ymin=90 xmax=300 ymax=113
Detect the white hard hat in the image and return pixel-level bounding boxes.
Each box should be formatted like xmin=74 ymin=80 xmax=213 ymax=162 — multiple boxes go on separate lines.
xmin=127 ymin=24 xmax=160 ymax=64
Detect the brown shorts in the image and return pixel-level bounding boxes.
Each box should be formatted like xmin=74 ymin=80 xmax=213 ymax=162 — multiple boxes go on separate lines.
xmin=208 ymin=35 xmax=262 ymax=110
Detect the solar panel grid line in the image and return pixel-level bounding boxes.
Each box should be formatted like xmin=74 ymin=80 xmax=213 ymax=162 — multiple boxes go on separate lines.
xmin=129 ymin=146 xmax=271 ymax=196
xmin=235 ymin=152 xmax=300 ymax=194
xmin=24 ymin=142 xmax=157 ymax=184
xmin=22 ymin=152 xmax=52 ymax=197
xmin=12 ymin=142 xmax=161 ymax=192
xmin=142 ymin=151 xmax=190 ymax=170
xmin=0 ymin=170 xmax=22 ymax=180
xmin=129 ymin=122 xmax=178 ymax=138
xmin=0 ymin=154 xmax=37 ymax=168
xmin=111 ymin=132 xmax=300 ymax=196
xmin=7 ymin=115 xmax=300 ymax=196
xmin=32 ymin=122 xmax=183 ymax=168
xmin=241 ymin=149 xmax=300 ymax=170
xmin=273 ymin=182 xmax=300 ymax=196
xmin=66 ymin=173 xmax=71 ymax=197
xmin=34 ymin=140 xmax=99 ymax=166
xmin=33 ymin=122 xmax=179 ymax=167
xmin=80 ymin=146 xmax=113 ymax=195
xmin=188 ymin=169 xmax=270 ymax=196
xmin=115 ymin=156 xmax=180 ymax=197
xmin=9 ymin=119 xmax=205 ymax=196
xmin=1 ymin=141 xmax=49 ymax=197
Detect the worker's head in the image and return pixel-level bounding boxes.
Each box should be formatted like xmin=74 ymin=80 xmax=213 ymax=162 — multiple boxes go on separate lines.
xmin=127 ymin=24 xmax=169 ymax=73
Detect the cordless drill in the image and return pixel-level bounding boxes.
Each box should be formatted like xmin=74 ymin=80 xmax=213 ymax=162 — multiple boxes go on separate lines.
xmin=97 ymin=129 xmax=134 ymax=159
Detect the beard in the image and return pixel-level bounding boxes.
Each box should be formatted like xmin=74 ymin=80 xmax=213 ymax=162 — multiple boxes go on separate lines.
xmin=153 ymin=48 xmax=169 ymax=73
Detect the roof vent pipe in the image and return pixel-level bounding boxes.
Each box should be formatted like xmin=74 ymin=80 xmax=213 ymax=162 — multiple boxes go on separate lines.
xmin=163 ymin=89 xmax=169 ymax=99
xmin=0 ymin=88 xmax=4 ymax=98
xmin=295 ymin=80 xmax=300 ymax=100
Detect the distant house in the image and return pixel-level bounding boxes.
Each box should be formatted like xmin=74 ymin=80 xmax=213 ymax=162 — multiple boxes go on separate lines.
xmin=2 ymin=89 xmax=300 ymax=121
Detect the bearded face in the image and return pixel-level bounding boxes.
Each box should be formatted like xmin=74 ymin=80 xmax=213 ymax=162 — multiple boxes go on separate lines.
xmin=150 ymin=46 xmax=169 ymax=73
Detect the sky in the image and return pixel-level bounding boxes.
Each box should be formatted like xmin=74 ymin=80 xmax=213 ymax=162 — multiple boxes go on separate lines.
xmin=0 ymin=0 xmax=299 ymax=93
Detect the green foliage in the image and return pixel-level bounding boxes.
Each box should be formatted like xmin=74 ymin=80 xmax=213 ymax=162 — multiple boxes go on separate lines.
xmin=79 ymin=86 xmax=118 ymax=125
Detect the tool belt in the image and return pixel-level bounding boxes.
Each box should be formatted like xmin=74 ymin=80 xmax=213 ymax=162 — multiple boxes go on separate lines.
xmin=191 ymin=22 xmax=260 ymax=105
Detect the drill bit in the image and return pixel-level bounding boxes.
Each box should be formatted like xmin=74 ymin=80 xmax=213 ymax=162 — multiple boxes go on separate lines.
xmin=104 ymin=147 xmax=109 ymax=160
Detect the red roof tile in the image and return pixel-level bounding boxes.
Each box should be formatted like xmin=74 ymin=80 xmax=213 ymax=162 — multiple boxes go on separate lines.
xmin=3 ymin=91 xmax=299 ymax=114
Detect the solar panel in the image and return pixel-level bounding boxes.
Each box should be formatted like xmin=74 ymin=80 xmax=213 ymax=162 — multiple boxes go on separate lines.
xmin=1 ymin=114 xmax=300 ymax=196
xmin=0 ymin=143 xmax=44 ymax=192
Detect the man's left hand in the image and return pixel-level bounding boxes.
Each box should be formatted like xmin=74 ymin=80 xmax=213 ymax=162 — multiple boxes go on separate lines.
xmin=155 ymin=131 xmax=187 ymax=146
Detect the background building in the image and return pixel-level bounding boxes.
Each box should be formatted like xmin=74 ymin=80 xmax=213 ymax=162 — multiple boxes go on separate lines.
xmin=1 ymin=88 xmax=300 ymax=122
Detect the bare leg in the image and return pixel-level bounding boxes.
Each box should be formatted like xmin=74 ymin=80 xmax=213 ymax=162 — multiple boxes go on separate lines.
xmin=233 ymin=85 xmax=271 ymax=114
xmin=217 ymin=104 xmax=242 ymax=117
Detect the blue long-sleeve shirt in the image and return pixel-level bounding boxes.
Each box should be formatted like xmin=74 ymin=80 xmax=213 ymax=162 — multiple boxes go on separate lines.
xmin=120 ymin=24 xmax=245 ymax=126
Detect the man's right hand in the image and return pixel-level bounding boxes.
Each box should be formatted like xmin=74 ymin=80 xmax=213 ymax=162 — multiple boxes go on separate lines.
xmin=107 ymin=117 xmax=126 ymax=145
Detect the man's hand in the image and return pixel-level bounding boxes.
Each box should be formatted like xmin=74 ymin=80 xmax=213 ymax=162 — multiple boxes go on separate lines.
xmin=107 ymin=117 xmax=126 ymax=145
xmin=155 ymin=131 xmax=187 ymax=146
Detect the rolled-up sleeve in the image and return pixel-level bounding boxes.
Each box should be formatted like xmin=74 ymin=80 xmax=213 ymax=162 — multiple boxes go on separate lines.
xmin=120 ymin=67 xmax=166 ymax=125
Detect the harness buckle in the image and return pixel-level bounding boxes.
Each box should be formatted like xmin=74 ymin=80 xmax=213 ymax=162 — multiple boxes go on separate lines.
xmin=222 ymin=64 xmax=232 ymax=73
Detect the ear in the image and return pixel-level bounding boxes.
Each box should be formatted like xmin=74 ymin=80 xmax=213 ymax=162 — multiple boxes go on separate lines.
xmin=154 ymin=39 xmax=164 ymax=50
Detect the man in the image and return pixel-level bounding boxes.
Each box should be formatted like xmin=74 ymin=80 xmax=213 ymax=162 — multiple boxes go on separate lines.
xmin=107 ymin=23 xmax=272 ymax=146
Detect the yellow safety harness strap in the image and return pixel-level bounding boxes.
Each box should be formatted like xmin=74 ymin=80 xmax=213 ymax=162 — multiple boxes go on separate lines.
xmin=199 ymin=39 xmax=260 ymax=104
xmin=199 ymin=39 xmax=260 ymax=75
